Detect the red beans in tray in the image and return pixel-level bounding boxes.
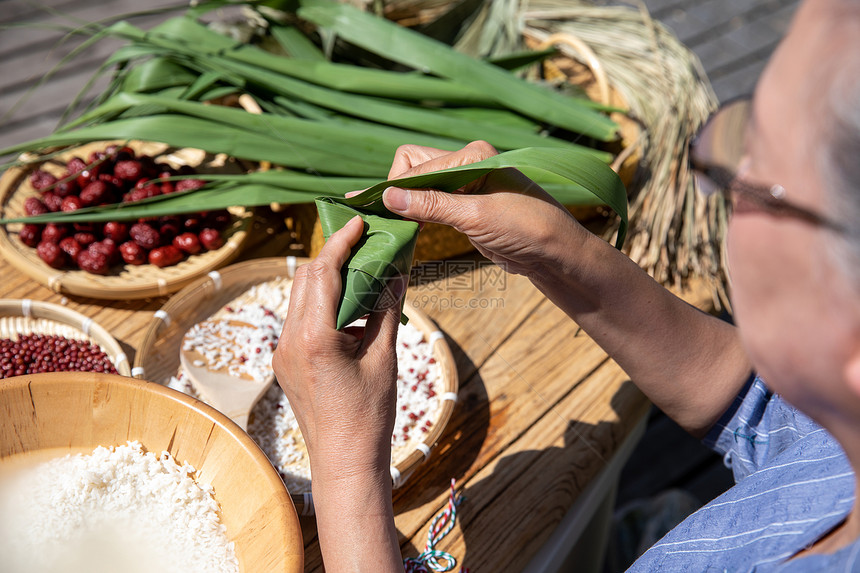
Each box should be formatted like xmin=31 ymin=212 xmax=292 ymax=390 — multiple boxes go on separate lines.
xmin=19 ymin=145 xmax=231 ymax=274
xmin=0 ymin=333 xmax=118 ymax=378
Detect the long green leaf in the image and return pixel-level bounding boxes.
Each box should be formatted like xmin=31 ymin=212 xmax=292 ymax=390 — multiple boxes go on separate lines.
xmin=55 ymin=92 xmax=467 ymax=162
xmin=340 ymin=147 xmax=627 ymax=246
xmin=209 ymin=56 xmax=603 ymax=154
xmin=269 ymin=24 xmax=327 ymax=61
xmin=297 ymin=0 xmax=619 ymax=141
xmin=146 ymin=17 xmax=501 ymax=106
xmin=0 ymin=114 xmax=390 ymax=176
xmin=315 ymin=146 xmax=628 ymax=328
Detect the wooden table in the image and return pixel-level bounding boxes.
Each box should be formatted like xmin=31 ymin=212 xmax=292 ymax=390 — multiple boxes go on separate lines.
xmin=0 ymin=204 xmax=712 ymax=571
xmin=0 ymin=2 xmax=715 ymax=569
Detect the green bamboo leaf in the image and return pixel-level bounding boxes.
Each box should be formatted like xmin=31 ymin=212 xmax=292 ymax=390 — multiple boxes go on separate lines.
xmin=0 ymin=184 xmax=319 ymax=225
xmin=120 ymin=57 xmax=199 ymax=93
xmin=297 ymin=0 xmax=619 ymax=141
xmin=209 ymin=56 xmax=604 ymax=154
xmin=0 ymin=114 xmax=390 ymax=177
xmin=52 ymin=92 xmax=465 ymax=164
xmin=316 ymin=146 xmax=628 ymax=328
xmin=339 ymin=146 xmax=627 ymax=246
xmin=269 ymin=24 xmax=327 ymax=61
xmin=488 ymin=48 xmax=557 ymax=71
xmin=316 ymin=200 xmax=417 ymax=329
xmin=148 ymin=16 xmax=500 ymax=106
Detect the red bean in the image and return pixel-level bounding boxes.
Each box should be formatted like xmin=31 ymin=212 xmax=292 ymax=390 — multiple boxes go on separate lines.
xmin=0 ymin=334 xmax=117 ymax=378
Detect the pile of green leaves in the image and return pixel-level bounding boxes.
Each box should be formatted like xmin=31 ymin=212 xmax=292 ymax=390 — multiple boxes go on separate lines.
xmin=0 ymin=0 xmax=629 ymax=326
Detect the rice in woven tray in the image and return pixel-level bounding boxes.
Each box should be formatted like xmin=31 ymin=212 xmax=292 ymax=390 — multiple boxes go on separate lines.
xmin=168 ymin=277 xmax=441 ymax=493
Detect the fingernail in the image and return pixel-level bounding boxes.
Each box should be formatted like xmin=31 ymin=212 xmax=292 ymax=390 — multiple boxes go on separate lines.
xmin=383 ymin=187 xmax=409 ymax=212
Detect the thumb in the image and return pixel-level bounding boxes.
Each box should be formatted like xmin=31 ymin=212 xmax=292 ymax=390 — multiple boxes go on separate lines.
xmin=362 ymin=274 xmax=407 ymax=355
xmin=383 ymin=186 xmax=477 ymax=230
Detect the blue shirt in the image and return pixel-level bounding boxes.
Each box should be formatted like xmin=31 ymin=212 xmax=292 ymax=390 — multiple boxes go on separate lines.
xmin=628 ymin=376 xmax=858 ymax=571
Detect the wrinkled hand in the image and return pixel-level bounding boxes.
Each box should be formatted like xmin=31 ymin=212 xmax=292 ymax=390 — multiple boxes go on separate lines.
xmin=272 ymin=216 xmax=406 ymax=482
xmin=382 ymin=140 xmax=587 ymax=277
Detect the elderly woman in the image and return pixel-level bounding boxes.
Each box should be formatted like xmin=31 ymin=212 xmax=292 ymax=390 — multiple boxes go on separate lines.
xmin=272 ymin=0 xmax=860 ymax=569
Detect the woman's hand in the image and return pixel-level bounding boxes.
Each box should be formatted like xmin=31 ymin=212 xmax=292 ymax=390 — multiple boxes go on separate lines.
xmin=382 ymin=140 xmax=589 ymax=278
xmin=273 ymin=215 xmax=405 ymax=477
xmin=272 ymin=215 xmax=405 ymax=572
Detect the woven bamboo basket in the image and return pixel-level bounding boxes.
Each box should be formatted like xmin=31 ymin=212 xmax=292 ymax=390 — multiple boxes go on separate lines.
xmin=0 ymin=371 xmax=303 ymax=572
xmin=281 ymin=35 xmax=641 ymax=261
xmin=133 ymin=257 xmax=458 ymax=514
xmin=0 ymin=298 xmax=131 ymax=376
xmin=0 ymin=140 xmax=253 ymax=300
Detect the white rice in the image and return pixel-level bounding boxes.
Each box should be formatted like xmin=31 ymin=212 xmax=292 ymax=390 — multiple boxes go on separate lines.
xmin=168 ymin=277 xmax=441 ymax=493
xmin=0 ymin=441 xmax=238 ymax=573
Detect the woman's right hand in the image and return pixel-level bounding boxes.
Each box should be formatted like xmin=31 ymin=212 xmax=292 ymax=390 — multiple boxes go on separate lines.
xmin=381 ymin=141 xmax=589 ymax=279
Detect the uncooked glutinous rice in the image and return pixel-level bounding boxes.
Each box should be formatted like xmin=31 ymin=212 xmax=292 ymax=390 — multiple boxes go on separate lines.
xmin=168 ymin=277 xmax=441 ymax=493
xmin=0 ymin=441 xmax=238 ymax=573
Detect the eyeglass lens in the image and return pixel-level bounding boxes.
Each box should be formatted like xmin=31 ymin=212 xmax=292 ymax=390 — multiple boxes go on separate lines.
xmin=690 ymin=98 xmax=753 ymax=196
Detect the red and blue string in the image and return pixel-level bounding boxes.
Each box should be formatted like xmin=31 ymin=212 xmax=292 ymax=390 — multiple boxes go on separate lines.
xmin=403 ymin=478 xmax=468 ymax=573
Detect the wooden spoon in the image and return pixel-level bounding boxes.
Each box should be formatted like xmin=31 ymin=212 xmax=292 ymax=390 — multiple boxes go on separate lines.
xmin=179 ymin=319 xmax=274 ymax=431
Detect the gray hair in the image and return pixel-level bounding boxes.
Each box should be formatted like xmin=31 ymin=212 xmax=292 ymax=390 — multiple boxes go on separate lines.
xmin=817 ymin=16 xmax=860 ymax=288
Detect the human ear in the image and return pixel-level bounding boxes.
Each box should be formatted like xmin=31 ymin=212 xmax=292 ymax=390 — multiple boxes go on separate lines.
xmin=845 ymin=352 xmax=860 ymax=401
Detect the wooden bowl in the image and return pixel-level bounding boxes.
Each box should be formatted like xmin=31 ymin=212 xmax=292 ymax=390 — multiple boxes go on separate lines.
xmin=0 ymin=140 xmax=253 ymax=300
xmin=0 ymin=371 xmax=303 ymax=572
xmin=0 ymin=298 xmax=131 ymax=376
xmin=134 ymin=256 xmax=459 ymax=513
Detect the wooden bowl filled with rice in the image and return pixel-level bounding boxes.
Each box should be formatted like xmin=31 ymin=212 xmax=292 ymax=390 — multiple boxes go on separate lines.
xmin=0 ymin=371 xmax=303 ymax=573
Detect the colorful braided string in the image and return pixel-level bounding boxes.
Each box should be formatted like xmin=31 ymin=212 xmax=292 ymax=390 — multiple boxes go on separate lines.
xmin=403 ymin=479 xmax=468 ymax=573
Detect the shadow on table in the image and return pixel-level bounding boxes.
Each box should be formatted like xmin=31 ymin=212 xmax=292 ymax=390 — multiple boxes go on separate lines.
xmin=444 ymin=381 xmax=644 ymax=572
xmin=394 ymin=331 xmax=490 ymax=552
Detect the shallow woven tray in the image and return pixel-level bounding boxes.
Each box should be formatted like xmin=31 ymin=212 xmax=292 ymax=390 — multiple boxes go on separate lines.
xmin=0 ymin=298 xmax=130 ymax=376
xmin=133 ymin=256 xmax=458 ymax=514
xmin=0 ymin=140 xmax=253 ymax=300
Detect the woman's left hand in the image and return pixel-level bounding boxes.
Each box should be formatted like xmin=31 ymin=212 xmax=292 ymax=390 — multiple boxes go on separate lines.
xmin=272 ymin=215 xmax=406 ymax=481
xmin=272 ymin=215 xmax=406 ymax=573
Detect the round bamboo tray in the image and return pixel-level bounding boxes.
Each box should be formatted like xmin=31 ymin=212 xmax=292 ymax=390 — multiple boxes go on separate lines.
xmin=0 ymin=298 xmax=131 ymax=376
xmin=0 ymin=140 xmax=253 ymax=300
xmin=133 ymin=256 xmax=458 ymax=514
xmin=0 ymin=371 xmax=303 ymax=572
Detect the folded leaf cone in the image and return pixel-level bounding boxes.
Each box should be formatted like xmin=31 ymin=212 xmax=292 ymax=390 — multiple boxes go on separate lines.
xmin=316 ymin=147 xmax=628 ymax=329
xmin=315 ymin=199 xmax=419 ymax=329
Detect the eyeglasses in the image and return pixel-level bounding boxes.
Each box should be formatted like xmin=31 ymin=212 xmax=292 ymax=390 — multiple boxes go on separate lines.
xmin=689 ymin=96 xmax=846 ymax=233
